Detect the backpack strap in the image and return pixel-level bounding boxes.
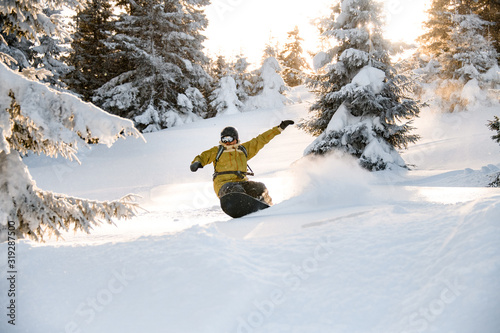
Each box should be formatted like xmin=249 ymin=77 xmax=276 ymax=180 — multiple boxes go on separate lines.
xmin=239 ymin=145 xmax=255 ymax=175
xmin=238 ymin=145 xmax=248 ymax=158
xmin=214 ymin=145 xmax=225 ymax=166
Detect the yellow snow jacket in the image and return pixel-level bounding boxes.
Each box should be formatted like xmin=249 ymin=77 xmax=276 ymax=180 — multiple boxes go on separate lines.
xmin=191 ymin=126 xmax=283 ymax=197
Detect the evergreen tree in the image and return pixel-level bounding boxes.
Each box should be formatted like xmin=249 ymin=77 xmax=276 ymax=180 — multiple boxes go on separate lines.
xmin=418 ymin=0 xmax=454 ymax=60
xmin=302 ymin=0 xmax=421 ymax=170
xmin=209 ymin=76 xmax=243 ymax=115
xmin=0 ymin=1 xmax=142 ymax=241
xmin=489 ymin=116 xmax=500 ymax=145
xmin=262 ymin=35 xmax=280 ymax=61
xmin=453 ymin=0 xmax=500 ymax=59
xmin=1 ymin=2 xmax=71 ymax=85
xmin=278 ymin=26 xmax=310 ymax=87
xmin=33 ymin=33 xmax=71 ymax=89
xmin=418 ymin=1 xmax=499 ymax=111
xmin=246 ymin=57 xmax=290 ymax=110
xmin=232 ymin=54 xmax=254 ymax=102
xmin=210 ymin=55 xmax=230 ymax=80
xmin=488 ymin=115 xmax=500 ymax=187
xmin=0 ymin=20 xmax=34 ymax=70
xmin=419 ymin=0 xmax=499 ymax=74
xmin=474 ymin=0 xmax=500 ymax=58
xmin=93 ymin=0 xmax=211 ymax=132
xmin=64 ymin=0 xmax=119 ymax=101
xmin=441 ymin=13 xmax=497 ymax=81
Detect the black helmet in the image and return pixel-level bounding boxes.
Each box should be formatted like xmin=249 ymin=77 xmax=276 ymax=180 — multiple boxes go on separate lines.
xmin=220 ymin=126 xmax=239 ymax=144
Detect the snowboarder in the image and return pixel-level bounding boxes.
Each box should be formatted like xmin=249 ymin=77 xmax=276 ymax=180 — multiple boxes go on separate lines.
xmin=190 ymin=121 xmax=294 ymax=205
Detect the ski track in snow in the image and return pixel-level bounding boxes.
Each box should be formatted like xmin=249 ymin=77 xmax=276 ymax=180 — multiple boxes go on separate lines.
xmin=1 ymin=86 xmax=500 ymax=333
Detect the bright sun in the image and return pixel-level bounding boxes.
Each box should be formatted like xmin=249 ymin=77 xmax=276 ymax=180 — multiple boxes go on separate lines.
xmin=204 ymin=0 xmax=432 ymax=67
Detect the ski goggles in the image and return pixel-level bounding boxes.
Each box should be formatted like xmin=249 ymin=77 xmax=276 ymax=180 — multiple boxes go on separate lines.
xmin=221 ymin=136 xmax=235 ymax=144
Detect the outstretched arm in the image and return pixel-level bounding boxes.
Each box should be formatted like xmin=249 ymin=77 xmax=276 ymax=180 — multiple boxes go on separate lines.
xmin=243 ymin=120 xmax=294 ymax=160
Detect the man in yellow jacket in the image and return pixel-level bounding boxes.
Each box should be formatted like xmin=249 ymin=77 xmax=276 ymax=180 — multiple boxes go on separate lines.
xmin=190 ymin=120 xmax=294 ymax=205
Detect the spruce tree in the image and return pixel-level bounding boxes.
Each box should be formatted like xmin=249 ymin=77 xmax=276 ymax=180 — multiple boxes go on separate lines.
xmin=302 ymin=0 xmax=421 ymax=171
xmin=475 ymin=0 xmax=500 ymax=59
xmin=232 ymin=54 xmax=253 ymax=103
xmin=64 ymin=0 xmax=118 ymax=101
xmin=246 ymin=57 xmax=289 ymax=110
xmin=488 ymin=115 xmax=500 ymax=187
xmin=209 ymin=76 xmax=243 ymax=115
xmin=445 ymin=13 xmax=498 ymax=82
xmin=419 ymin=0 xmax=499 ymax=71
xmin=279 ymin=26 xmax=309 ymax=87
xmin=210 ymin=55 xmax=230 ymax=80
xmin=1 ymin=3 xmax=71 ymax=87
xmin=33 ymin=36 xmax=71 ymax=89
xmin=0 ymin=17 xmax=35 ymax=70
xmin=0 ymin=1 xmax=142 ymax=241
xmin=418 ymin=0 xmax=499 ymax=111
xmin=489 ymin=116 xmax=500 ymax=145
xmin=262 ymin=36 xmax=280 ymax=61
xmin=418 ymin=0 xmax=454 ymax=60
xmin=93 ymin=0 xmax=211 ymax=132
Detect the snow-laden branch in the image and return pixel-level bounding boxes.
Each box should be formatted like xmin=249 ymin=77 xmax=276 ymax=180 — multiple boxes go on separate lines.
xmin=0 ymin=62 xmax=144 ymax=242
xmin=0 ymin=62 xmax=144 ymax=154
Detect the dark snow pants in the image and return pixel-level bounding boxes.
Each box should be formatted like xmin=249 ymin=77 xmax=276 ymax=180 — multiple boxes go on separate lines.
xmin=218 ymin=181 xmax=273 ymax=205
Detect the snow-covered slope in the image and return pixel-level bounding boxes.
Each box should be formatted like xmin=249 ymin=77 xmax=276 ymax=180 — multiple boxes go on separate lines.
xmin=1 ymin=86 xmax=499 ymax=333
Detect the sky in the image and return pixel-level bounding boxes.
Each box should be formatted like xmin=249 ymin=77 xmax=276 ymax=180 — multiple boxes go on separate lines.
xmin=203 ymin=0 xmax=432 ymax=67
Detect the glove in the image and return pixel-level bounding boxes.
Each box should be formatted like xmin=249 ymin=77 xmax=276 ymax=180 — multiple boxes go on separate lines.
xmin=190 ymin=161 xmax=202 ymax=172
xmin=279 ymin=120 xmax=295 ymax=130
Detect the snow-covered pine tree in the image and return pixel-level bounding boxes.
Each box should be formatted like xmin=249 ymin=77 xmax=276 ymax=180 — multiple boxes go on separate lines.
xmin=209 ymin=76 xmax=243 ymax=115
xmin=232 ymin=54 xmax=253 ymax=103
xmin=1 ymin=1 xmax=72 ymax=87
xmin=33 ymin=28 xmax=72 ymax=89
xmin=419 ymin=6 xmax=499 ymax=111
xmin=64 ymin=0 xmax=119 ymax=101
xmin=417 ymin=0 xmax=499 ymax=111
xmin=488 ymin=115 xmax=500 ymax=187
xmin=489 ymin=116 xmax=500 ymax=145
xmin=262 ymin=35 xmax=280 ymax=62
xmin=302 ymin=0 xmax=421 ymax=171
xmin=246 ymin=57 xmax=290 ymax=110
xmin=278 ymin=26 xmax=310 ymax=87
xmin=93 ymin=0 xmax=211 ymax=132
xmin=419 ymin=0 xmax=499 ymax=63
xmin=209 ymin=55 xmax=231 ymax=80
xmin=473 ymin=0 xmax=500 ymax=59
xmin=443 ymin=13 xmax=497 ymax=81
xmin=206 ymin=54 xmax=231 ymax=116
xmin=1 ymin=1 xmax=43 ymax=68
xmin=418 ymin=0 xmax=454 ymax=61
xmin=0 ymin=0 xmax=143 ymax=241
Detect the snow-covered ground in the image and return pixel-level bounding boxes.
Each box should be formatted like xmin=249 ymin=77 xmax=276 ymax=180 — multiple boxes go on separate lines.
xmin=1 ymin=86 xmax=500 ymax=333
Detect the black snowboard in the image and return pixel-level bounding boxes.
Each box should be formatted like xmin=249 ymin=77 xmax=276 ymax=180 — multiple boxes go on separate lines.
xmin=220 ymin=192 xmax=270 ymax=218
